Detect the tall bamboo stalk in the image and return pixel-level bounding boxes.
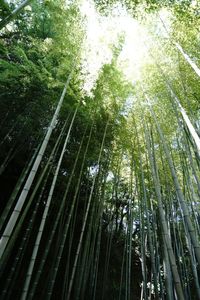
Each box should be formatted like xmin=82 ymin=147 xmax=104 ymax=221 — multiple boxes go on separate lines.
xmin=158 ymin=14 xmax=200 ymax=77
xmin=0 ymin=143 xmax=40 ymax=233
xmin=0 ymin=119 xmax=69 ymax=278
xmin=21 ymin=107 xmax=78 ymax=300
xmin=144 ymin=123 xmax=185 ymax=300
xmin=66 ymin=119 xmax=109 ymax=300
xmin=34 ymin=124 xmax=93 ymax=300
xmin=0 ymin=74 xmax=72 ymax=259
xmin=147 ymin=102 xmax=200 ymax=266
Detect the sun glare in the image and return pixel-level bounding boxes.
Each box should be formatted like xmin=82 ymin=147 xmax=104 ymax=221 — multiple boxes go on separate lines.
xmin=79 ymin=0 xmax=173 ymax=96
xmin=79 ymin=0 xmax=155 ymax=95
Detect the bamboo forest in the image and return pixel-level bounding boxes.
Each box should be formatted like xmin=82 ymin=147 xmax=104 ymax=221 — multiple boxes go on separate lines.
xmin=0 ymin=0 xmax=200 ymax=299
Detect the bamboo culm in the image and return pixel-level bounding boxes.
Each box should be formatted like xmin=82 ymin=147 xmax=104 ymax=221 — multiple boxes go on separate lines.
xmin=144 ymin=123 xmax=185 ymax=300
xmin=42 ymin=125 xmax=88 ymax=300
xmin=148 ymin=103 xmax=200 ymax=267
xmin=0 ymin=74 xmax=72 ymax=260
xmin=21 ymin=107 xmax=78 ymax=300
xmin=66 ymin=120 xmax=109 ymax=300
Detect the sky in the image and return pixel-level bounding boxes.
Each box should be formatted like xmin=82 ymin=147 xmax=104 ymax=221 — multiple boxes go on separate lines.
xmin=79 ymin=0 xmax=172 ymax=96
